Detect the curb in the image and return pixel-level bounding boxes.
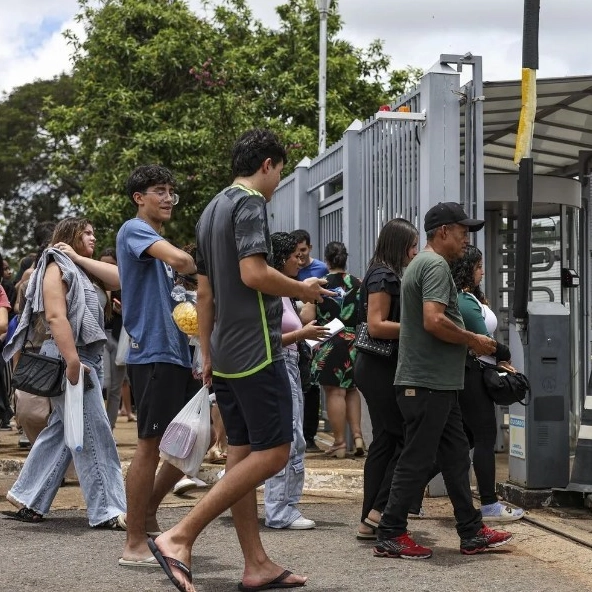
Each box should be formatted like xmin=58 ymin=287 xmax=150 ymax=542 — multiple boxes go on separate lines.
xmin=0 ymin=459 xmax=26 ymax=476
xmin=0 ymin=459 xmax=364 ymax=494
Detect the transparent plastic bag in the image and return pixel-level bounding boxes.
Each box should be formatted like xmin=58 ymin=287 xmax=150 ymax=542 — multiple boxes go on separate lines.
xmin=171 ymin=286 xmax=199 ymax=336
xmin=159 ymin=385 xmax=210 ymax=477
xmin=115 ymin=327 xmax=130 ymax=366
xmin=64 ymin=366 xmax=84 ymax=453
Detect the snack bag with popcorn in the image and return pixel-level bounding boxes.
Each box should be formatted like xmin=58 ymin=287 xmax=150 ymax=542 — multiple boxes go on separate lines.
xmin=171 ymin=285 xmax=199 ymax=336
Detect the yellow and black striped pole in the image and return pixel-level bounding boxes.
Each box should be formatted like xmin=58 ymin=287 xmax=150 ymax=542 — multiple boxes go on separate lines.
xmin=512 ymin=0 xmax=540 ymax=325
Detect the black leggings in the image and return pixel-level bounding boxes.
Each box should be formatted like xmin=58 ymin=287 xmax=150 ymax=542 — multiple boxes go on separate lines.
xmin=302 ymin=384 xmax=320 ymax=444
xmin=354 ymin=352 xmax=423 ymax=522
xmin=458 ymin=358 xmax=498 ymax=505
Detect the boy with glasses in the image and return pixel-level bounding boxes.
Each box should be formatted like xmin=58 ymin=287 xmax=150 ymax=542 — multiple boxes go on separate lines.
xmin=117 ymin=164 xmax=201 ymax=568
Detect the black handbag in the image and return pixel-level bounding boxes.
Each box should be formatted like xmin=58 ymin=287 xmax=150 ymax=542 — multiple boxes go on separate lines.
xmin=354 ymin=322 xmax=394 ymax=357
xmin=480 ymin=361 xmax=530 ymax=406
xmin=12 ymin=349 xmax=65 ymax=398
xmin=11 ymin=312 xmax=66 ymax=398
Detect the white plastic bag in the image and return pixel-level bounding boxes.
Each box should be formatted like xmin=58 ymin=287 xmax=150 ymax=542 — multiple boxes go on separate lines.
xmin=64 ymin=366 xmax=84 ymax=453
xmin=115 ymin=327 xmax=130 ymax=366
xmin=159 ymin=385 xmax=210 ymax=477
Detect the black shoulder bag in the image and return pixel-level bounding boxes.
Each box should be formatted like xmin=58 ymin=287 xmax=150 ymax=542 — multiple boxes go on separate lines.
xmin=353 ymin=267 xmax=396 ymax=358
xmin=11 ymin=316 xmax=65 ymax=398
xmin=480 ymin=360 xmax=530 ymax=406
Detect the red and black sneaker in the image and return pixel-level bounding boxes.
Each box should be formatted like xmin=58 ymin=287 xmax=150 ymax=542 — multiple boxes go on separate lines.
xmin=460 ymin=525 xmax=513 ymax=555
xmin=373 ymin=532 xmax=433 ymax=559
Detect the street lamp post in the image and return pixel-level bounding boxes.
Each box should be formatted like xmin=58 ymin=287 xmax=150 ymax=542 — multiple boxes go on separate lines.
xmin=316 ymin=0 xmax=330 ymax=154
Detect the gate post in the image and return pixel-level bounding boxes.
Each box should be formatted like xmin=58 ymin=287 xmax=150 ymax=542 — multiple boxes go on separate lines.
xmin=293 ymin=157 xmax=316 ymax=242
xmin=420 ymin=60 xmax=461 ymax=498
xmin=418 ymin=60 xmax=461 ymax=244
xmin=342 ymin=120 xmax=363 ymax=278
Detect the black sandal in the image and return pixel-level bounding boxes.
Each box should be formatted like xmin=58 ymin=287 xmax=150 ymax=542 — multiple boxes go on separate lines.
xmin=93 ymin=515 xmax=126 ymax=530
xmin=2 ymin=507 xmax=44 ymax=523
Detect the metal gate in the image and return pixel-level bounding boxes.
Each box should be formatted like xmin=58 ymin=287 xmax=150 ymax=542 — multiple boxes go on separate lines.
xmin=267 ymin=54 xmax=484 ymax=279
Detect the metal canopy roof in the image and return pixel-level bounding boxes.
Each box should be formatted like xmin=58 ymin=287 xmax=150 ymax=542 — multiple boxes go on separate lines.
xmin=462 ymin=75 xmax=592 ymax=178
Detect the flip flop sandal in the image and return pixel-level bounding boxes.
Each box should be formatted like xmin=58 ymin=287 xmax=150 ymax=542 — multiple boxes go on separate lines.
xmin=118 ymin=556 xmax=160 ymax=568
xmin=238 ymin=570 xmax=305 ymax=591
xmin=147 ymin=537 xmax=192 ymax=592
xmin=2 ymin=508 xmax=44 ymax=523
xmin=206 ymin=448 xmax=227 ymax=464
xmin=356 ymin=528 xmax=377 ymax=541
xmin=363 ymin=517 xmax=379 ymax=529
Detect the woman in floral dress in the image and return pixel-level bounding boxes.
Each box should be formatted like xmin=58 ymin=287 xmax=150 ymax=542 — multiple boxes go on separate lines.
xmin=301 ymin=241 xmax=364 ymax=458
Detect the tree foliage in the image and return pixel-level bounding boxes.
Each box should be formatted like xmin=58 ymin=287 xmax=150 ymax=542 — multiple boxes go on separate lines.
xmin=0 ymin=75 xmax=76 ymax=253
xmin=4 ymin=0 xmax=421 ymax=251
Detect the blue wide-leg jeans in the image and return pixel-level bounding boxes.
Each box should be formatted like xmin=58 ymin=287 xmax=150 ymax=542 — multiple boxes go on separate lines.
xmin=8 ymin=340 xmax=126 ymax=526
xmin=264 ymin=348 xmax=306 ymax=528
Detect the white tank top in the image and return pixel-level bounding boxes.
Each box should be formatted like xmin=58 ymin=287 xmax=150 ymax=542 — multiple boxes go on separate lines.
xmin=465 ymin=292 xmax=498 ymax=365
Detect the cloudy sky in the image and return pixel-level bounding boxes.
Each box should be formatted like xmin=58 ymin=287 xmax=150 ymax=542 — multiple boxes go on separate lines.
xmin=1 ymin=0 xmax=589 ymax=96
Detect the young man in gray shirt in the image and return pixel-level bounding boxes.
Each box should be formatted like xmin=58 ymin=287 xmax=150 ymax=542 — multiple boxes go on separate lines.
xmin=148 ymin=129 xmax=331 ymax=592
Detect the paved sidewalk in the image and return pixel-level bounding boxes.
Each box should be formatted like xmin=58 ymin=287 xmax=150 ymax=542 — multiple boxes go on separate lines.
xmin=2 ymin=416 xmax=592 ymax=556
xmin=2 ymin=500 xmax=592 ymax=592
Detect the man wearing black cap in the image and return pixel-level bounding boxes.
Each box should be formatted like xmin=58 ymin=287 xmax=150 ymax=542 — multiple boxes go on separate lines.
xmin=373 ymin=202 xmax=514 ymax=559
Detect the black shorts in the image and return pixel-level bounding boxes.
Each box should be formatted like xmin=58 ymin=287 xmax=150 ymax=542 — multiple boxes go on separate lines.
xmin=212 ymin=360 xmax=293 ymax=451
xmin=128 ymin=362 xmax=202 ymax=439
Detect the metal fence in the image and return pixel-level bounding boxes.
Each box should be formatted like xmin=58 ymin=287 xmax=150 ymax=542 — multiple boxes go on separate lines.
xmin=267 ymin=54 xmax=483 ymax=279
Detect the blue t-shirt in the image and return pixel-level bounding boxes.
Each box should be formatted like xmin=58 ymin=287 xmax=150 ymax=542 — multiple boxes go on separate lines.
xmin=297 ymin=258 xmax=328 ymax=280
xmin=116 ymin=218 xmax=191 ymax=367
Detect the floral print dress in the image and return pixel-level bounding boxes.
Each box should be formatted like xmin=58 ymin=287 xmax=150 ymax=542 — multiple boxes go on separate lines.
xmin=311 ymin=272 xmax=361 ymax=388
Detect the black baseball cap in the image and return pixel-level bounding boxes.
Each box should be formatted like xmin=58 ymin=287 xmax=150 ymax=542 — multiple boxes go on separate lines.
xmin=424 ymin=202 xmax=485 ymax=232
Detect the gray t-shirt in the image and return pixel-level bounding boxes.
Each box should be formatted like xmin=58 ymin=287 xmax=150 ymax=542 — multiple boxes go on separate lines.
xmin=195 ymin=184 xmax=283 ymax=378
xmin=394 ymin=250 xmax=467 ymax=390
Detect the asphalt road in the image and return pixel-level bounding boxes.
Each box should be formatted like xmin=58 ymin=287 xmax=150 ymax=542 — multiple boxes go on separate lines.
xmin=2 ymin=498 xmax=592 ymax=592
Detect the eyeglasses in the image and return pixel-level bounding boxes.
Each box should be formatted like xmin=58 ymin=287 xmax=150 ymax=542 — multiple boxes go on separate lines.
xmin=143 ymin=190 xmax=180 ymax=205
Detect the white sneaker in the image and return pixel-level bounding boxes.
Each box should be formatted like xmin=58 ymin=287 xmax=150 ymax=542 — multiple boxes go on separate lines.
xmin=286 ymin=516 xmax=316 ymax=530
xmin=173 ymin=477 xmax=207 ymax=495
xmin=408 ymin=507 xmax=425 ymax=519
xmin=191 ymin=477 xmax=208 ymax=488
xmin=481 ymin=501 xmax=525 ymax=522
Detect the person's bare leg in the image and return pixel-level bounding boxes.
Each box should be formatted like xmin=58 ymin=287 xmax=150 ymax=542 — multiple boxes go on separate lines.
xmin=232 ymin=473 xmax=307 ymax=588
xmin=359 ymin=508 xmax=382 ymax=535
xmin=121 ymin=438 xmax=160 ymax=561
xmin=120 ymin=380 xmax=136 ymax=420
xmin=146 ymin=460 xmax=184 ymax=533
xmin=324 ymin=386 xmax=347 ymax=445
xmin=345 ymin=387 xmax=362 ymax=438
xmin=211 ymin=403 xmax=227 ymax=453
xmin=151 ymin=442 xmax=306 ymax=592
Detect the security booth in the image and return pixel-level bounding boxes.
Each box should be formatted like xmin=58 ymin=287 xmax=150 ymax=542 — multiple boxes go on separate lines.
xmin=477 ymin=72 xmax=592 ymax=503
xmin=507 ymin=302 xmax=570 ymax=492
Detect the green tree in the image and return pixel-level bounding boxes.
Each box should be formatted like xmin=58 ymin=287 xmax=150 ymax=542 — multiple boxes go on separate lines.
xmin=0 ymin=75 xmax=76 ymax=254
xmin=48 ymin=0 xmax=421 ymax=247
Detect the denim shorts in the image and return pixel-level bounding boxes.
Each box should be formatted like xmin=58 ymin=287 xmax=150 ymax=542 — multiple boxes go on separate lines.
xmin=213 ymin=360 xmax=293 ymax=451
